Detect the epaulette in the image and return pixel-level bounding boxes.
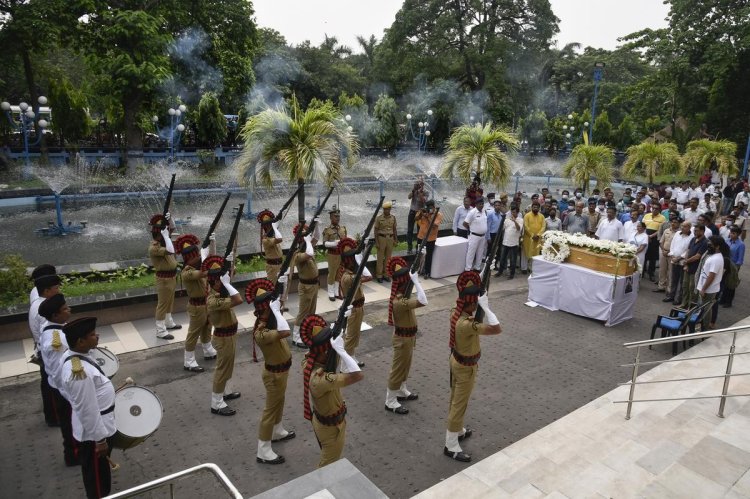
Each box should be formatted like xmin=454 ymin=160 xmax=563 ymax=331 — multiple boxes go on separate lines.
xmin=70 ymin=357 xmax=86 ymax=380
xmin=51 ymin=331 xmax=62 ymax=351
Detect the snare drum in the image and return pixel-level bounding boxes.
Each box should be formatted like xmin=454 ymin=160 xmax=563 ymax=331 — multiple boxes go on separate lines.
xmin=91 ymin=347 xmax=119 ymax=379
xmin=111 ymin=385 xmax=163 ymax=450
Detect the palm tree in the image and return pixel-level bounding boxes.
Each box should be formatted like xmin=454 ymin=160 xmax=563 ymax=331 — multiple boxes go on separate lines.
xmin=563 ymin=144 xmax=615 ymax=193
xmin=235 ymin=95 xmax=359 ymax=224
xmin=622 ymin=141 xmax=683 ymax=186
xmin=683 ymin=139 xmax=738 ymax=178
xmin=441 ymin=122 xmax=518 ymax=187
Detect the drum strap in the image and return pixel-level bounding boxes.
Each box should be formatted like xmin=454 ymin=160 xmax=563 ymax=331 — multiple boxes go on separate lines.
xmin=65 ymin=354 xmax=106 ymax=378
xmin=100 ymin=405 xmax=115 ymax=415
xmin=43 ymin=323 xmax=63 ymax=331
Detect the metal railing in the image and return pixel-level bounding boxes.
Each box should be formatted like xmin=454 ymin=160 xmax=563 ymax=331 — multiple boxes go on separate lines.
xmin=103 ymin=463 xmax=243 ymax=499
xmin=616 ymin=323 xmax=750 ymax=419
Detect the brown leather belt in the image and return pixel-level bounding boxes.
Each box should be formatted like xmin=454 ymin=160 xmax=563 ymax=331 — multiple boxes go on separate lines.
xmin=378 ymin=233 xmax=393 ymax=237
xmin=265 ymin=258 xmax=282 ymax=265
xmin=300 ymin=277 xmax=319 ymax=285
xmin=452 ymin=349 xmax=481 ymax=366
xmin=213 ymin=324 xmax=238 ymax=337
xmin=470 ymin=232 xmax=485 ymax=237
xmin=395 ymin=326 xmax=418 ymax=337
xmin=156 ymin=270 xmax=176 ymax=278
xmin=314 ymin=404 xmax=347 ymax=426
xmin=265 ymin=358 xmax=292 ymax=373
xmin=188 ymin=297 xmax=206 ymax=306
xmin=352 ymin=298 xmax=364 ymax=308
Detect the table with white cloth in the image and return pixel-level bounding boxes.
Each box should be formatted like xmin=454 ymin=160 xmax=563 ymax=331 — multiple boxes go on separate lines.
xmin=430 ymin=236 xmax=469 ymax=278
xmin=527 ymin=256 xmax=640 ymax=326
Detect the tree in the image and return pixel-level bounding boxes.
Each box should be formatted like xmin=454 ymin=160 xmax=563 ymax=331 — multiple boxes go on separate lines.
xmin=236 ymin=95 xmax=360 ymax=225
xmin=519 ymin=110 xmax=548 ymax=151
xmin=48 ymin=77 xmax=90 ymax=147
xmin=441 ymin=123 xmax=518 ymax=187
xmin=593 ymin=110 xmax=613 ymax=145
xmin=623 ymin=141 xmax=683 ymax=185
xmin=683 ymin=139 xmax=738 ymax=178
xmin=196 ymin=92 xmax=226 ymax=148
xmin=613 ymin=115 xmax=639 ymax=151
xmin=562 ymin=144 xmax=615 ymax=193
xmin=372 ymin=94 xmax=400 ymax=150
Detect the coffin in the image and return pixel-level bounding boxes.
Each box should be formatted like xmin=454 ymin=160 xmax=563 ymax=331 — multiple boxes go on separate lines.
xmin=566 ymin=246 xmax=638 ymax=276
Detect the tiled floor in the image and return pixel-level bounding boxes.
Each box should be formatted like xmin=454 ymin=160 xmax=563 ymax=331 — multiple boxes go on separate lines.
xmin=0 ymin=273 xmax=456 ymax=379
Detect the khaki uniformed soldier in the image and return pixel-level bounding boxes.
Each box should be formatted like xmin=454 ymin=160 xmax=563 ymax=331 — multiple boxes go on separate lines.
xmin=374 ymin=201 xmax=397 ymax=283
xmin=322 ymin=207 xmax=347 ymax=301
xmin=300 ymin=313 xmax=363 ymax=468
xmin=291 ymin=224 xmax=319 ymax=347
xmin=444 ymin=271 xmax=502 ymax=463
xmin=61 ymin=317 xmax=116 ymax=499
xmin=175 ymin=234 xmax=217 ymax=372
xmin=384 ymin=257 xmax=427 ymax=415
xmin=148 ymin=213 xmax=181 ymax=339
xmin=338 ymin=237 xmax=372 ymax=366
xmin=257 ymin=210 xmax=284 ymax=282
xmin=245 ymin=278 xmax=296 ymax=464
xmin=203 ymin=255 xmax=243 ymax=416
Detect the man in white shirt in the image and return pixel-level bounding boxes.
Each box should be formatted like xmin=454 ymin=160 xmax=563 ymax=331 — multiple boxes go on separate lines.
xmin=697 ymin=236 xmax=725 ymax=330
xmin=682 ymin=198 xmax=703 ymax=226
xmin=699 ymin=193 xmax=717 ymax=213
xmin=463 ymin=197 xmax=488 ymax=271
xmin=453 ymin=196 xmax=471 ymax=238
xmin=734 ymin=184 xmax=750 ymax=208
xmin=30 ymin=274 xmax=62 ymax=427
xmin=496 ymin=204 xmax=523 ymax=278
xmin=664 ymin=221 xmax=694 ymax=304
xmin=595 ymin=205 xmax=624 ymax=242
xmin=38 ymin=294 xmax=78 ymax=466
xmin=62 ymin=317 xmax=117 ymax=499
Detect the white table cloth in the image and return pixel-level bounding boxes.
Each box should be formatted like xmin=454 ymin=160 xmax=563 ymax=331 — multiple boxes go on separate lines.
xmin=430 ymin=236 xmax=468 ymax=278
xmin=527 ymin=256 xmax=639 ymax=326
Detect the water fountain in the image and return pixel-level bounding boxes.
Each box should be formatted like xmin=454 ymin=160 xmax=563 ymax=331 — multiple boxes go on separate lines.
xmin=32 ymin=154 xmax=94 ymax=236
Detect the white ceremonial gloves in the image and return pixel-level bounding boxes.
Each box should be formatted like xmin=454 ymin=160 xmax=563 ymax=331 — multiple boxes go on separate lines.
xmin=270 ymin=297 xmax=290 ymax=331
xmin=200 ymin=247 xmax=210 ymax=262
xmin=278 ymin=274 xmax=287 ymax=285
xmin=331 ymin=334 xmax=360 ymax=373
xmin=160 ymin=228 xmax=175 ymax=253
xmin=355 ymin=252 xmax=372 ymax=278
xmin=343 ymin=304 xmax=353 ymax=319
xmin=477 ymin=293 xmax=499 ymax=325
xmin=303 ymin=234 xmax=314 ymax=257
xmin=219 ymin=272 xmax=239 ymax=296
xmin=225 ymin=252 xmax=234 ymax=262
xmin=271 ymin=222 xmax=282 ymax=239
xmin=410 ymin=271 xmax=428 ymax=305
xmin=324 ymin=240 xmax=339 ymax=248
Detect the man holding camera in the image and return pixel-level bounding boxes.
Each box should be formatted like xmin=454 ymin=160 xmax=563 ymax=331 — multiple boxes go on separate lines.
xmin=407 ymin=175 xmax=427 ymax=253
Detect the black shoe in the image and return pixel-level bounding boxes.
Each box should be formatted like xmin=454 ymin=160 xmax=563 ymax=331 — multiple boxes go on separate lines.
xmin=211 ymin=406 xmax=236 ymax=416
xmin=65 ymin=457 xmax=80 ymax=467
xmin=424 ymin=274 xmax=430 ymax=279
xmin=156 ymin=333 xmax=175 ymax=340
xmin=46 ymin=420 xmax=60 ymax=428
xmin=204 ymin=354 xmax=217 ymax=360
xmin=281 ymin=307 xmax=289 ymax=313
xmin=166 ymin=324 xmax=182 ymax=330
xmin=397 ymin=393 xmax=418 ymax=402
xmin=223 ymin=392 xmax=241 ymax=401
xmin=385 ymin=405 xmax=409 ymax=415
xmin=653 ymin=288 xmax=666 ymax=293
xmin=662 ymin=297 xmax=674 ymax=302
xmin=458 ymin=429 xmax=473 ymax=441
xmin=494 ymin=271 xmax=502 ymax=277
xmin=329 ymin=297 xmax=336 ymax=302
xmin=383 ymin=276 xmax=391 ymax=282
xmin=443 ymin=447 xmax=471 ymax=462
xmin=292 ymin=341 xmax=308 ymax=348
xmin=521 ymin=270 xmax=528 ymax=275
xmin=184 ymin=365 xmax=205 ymax=373
xmin=272 ymin=430 xmax=296 ymax=443
xmin=508 ymin=275 xmax=515 ymax=280
xmin=357 ymin=361 xmax=365 ymax=368
xmin=257 ymin=455 xmax=285 ymax=465
xmin=377 ymin=277 xmax=384 ymax=283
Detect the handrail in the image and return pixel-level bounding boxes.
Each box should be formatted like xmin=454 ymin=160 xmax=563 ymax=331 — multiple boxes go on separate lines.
xmin=103 ymin=463 xmax=243 ymax=499
xmin=623 ymin=322 xmax=750 ymax=348
xmin=619 ymin=320 xmax=750 ymax=420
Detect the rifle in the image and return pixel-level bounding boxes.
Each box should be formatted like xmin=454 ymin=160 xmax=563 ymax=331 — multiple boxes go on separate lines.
xmin=163 ymin=173 xmax=176 ymax=229
xmin=357 ymin=196 xmax=385 ymax=252
xmin=474 ymin=216 xmax=503 ymax=323
xmin=323 ymin=238 xmax=376 ymax=373
xmin=403 ymin=207 xmax=440 ymax=298
xmin=272 ymin=185 xmax=302 ymax=224
xmin=271 ymin=185 xmax=335 ymax=298
xmin=202 ymin=192 xmax=231 ymax=249
xmin=222 ymin=203 xmax=244 ymax=275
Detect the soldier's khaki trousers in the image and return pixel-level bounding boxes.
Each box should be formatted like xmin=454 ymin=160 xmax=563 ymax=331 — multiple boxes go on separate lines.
xmin=376 ymin=235 xmax=394 ymax=278
xmin=326 ymin=255 xmax=341 ymax=286
xmin=258 ymin=369 xmax=289 ymax=441
xmin=344 ymin=306 xmax=364 ymax=355
xmin=446 ymin=356 xmax=477 ymax=432
xmin=265 ymin=263 xmax=280 ymax=283
xmin=212 ymin=334 xmax=236 ymax=393
xmin=313 ymin=417 xmax=346 ymax=468
xmin=155 ymin=277 xmax=176 ymax=320
xmin=388 ymin=334 xmax=416 ymax=390
xmin=185 ymin=304 xmax=211 ymax=352
xmin=295 ymin=282 xmax=319 ymax=327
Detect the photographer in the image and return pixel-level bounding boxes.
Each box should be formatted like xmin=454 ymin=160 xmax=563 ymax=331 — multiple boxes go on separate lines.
xmin=407 ymin=175 xmax=428 ymax=253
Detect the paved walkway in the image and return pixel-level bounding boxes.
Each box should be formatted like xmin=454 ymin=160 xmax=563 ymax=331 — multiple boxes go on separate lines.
xmin=415 ymin=316 xmax=750 ymax=499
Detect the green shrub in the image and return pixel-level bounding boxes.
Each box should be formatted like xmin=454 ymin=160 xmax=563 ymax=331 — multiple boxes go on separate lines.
xmin=0 ymin=254 xmax=32 ymax=306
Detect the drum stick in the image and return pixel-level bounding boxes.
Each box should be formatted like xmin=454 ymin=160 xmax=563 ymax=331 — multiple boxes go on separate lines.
xmin=107 ymin=456 xmax=120 ymax=471
xmin=115 ymin=376 xmax=135 ymax=392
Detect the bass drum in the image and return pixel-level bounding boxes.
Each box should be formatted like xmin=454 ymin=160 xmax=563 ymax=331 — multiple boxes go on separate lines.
xmin=91 ymin=347 xmax=119 ymax=379
xmin=111 ymin=385 xmax=163 ymax=450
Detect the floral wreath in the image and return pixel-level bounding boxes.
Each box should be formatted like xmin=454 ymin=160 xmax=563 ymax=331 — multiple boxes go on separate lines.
xmin=541 ymin=234 xmax=571 ymax=263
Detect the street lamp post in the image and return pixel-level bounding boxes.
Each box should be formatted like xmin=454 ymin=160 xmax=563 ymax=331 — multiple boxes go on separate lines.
xmin=405 ymin=109 xmax=433 ymax=152
xmin=514 ymin=170 xmax=523 ymax=193
xmin=590 ymin=62 xmax=606 ymax=144
xmin=164 ymin=104 xmax=187 ymax=161
xmin=1 ymin=96 xmax=49 ymax=178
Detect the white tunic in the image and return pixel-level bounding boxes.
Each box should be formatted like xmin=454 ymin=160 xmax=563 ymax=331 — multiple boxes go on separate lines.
xmin=61 ymin=350 xmax=117 ymax=442
xmin=28 ymin=296 xmax=45 ymax=347
xmin=464 ymin=208 xmax=488 ymax=235
xmin=39 ymin=323 xmax=69 ymax=393
xmin=595 ymin=218 xmax=624 ymax=242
